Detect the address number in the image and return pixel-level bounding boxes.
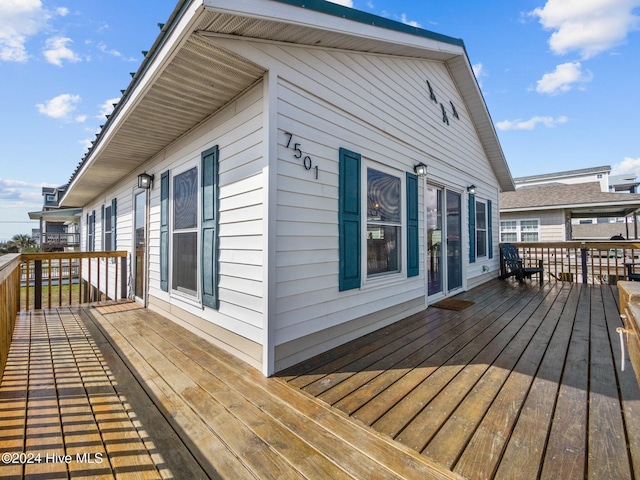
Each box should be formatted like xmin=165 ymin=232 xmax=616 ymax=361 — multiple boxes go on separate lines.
xmin=284 ymin=132 xmax=319 ymax=179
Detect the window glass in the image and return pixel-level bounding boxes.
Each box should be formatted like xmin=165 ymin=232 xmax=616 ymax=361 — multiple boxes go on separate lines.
xmin=174 ymin=168 xmax=198 ymax=230
xmin=367 ymin=169 xmax=400 ymax=223
xmin=172 ymin=167 xmax=198 ymax=295
xmin=367 ymin=168 xmax=401 ymax=277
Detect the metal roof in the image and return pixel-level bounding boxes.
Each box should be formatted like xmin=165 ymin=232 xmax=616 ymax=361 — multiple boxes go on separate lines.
xmin=62 ymin=0 xmax=513 ymax=206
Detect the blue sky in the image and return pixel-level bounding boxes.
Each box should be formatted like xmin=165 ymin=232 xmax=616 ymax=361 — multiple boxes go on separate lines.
xmin=1 ymin=0 xmax=639 ymax=241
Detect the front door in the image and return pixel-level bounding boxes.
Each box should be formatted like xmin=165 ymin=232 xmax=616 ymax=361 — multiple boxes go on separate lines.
xmin=427 ymin=186 xmax=463 ymax=297
xmin=134 ymin=190 xmax=147 ymax=303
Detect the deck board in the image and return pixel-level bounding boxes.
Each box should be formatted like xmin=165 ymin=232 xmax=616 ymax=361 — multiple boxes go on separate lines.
xmin=2 ymin=279 xmax=639 ymax=480
xmin=281 ymin=279 xmax=640 ymax=480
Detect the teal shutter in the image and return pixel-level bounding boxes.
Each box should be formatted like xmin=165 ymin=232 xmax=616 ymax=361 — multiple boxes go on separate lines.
xmin=468 ymin=194 xmax=476 ymax=263
xmin=90 ymin=210 xmax=96 ymax=252
xmin=339 ymin=148 xmax=361 ymax=291
xmin=201 ymin=146 xmax=219 ymax=309
xmin=487 ymin=199 xmax=493 ymax=259
xmin=406 ymin=172 xmax=419 ymax=277
xmin=111 ymin=198 xmax=117 ymax=250
xmin=160 ymin=171 xmax=169 ymax=292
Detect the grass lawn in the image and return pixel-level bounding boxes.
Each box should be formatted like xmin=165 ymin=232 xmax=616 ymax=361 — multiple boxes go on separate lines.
xmin=21 ymin=283 xmax=82 ymax=309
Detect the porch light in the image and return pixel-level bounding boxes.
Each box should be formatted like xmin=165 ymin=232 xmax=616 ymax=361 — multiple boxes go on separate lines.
xmin=467 ymin=184 xmax=476 ymax=194
xmin=138 ymin=172 xmax=154 ymax=189
xmin=413 ymin=162 xmax=428 ymax=177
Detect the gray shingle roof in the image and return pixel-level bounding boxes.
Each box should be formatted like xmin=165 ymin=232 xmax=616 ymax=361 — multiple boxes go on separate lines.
xmin=500 ymin=182 xmax=640 ymax=210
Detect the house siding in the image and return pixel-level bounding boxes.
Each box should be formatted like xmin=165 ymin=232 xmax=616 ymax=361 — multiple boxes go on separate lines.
xmin=207 ymin=40 xmax=502 ymax=370
xmin=81 ymin=82 xmax=266 ymax=370
xmin=501 ymin=210 xmax=567 ymax=242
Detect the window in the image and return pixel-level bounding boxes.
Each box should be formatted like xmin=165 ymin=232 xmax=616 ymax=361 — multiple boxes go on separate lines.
xmin=172 ymin=167 xmax=198 ymax=295
xmin=367 ymin=168 xmax=401 ymax=277
xmin=520 ymin=220 xmax=539 ymax=242
xmin=338 ymin=148 xmax=418 ymax=291
xmin=500 ymin=220 xmax=517 ymax=242
xmin=500 ymin=219 xmax=539 ymax=242
xmin=476 ymin=200 xmax=487 ymax=257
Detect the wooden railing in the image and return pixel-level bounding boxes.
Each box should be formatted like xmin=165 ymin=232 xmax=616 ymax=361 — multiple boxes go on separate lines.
xmin=41 ymin=232 xmax=80 ymax=246
xmin=0 ymin=254 xmax=21 ymax=379
xmin=20 ymin=251 xmax=128 ymax=310
xmin=501 ymin=242 xmax=640 ymax=284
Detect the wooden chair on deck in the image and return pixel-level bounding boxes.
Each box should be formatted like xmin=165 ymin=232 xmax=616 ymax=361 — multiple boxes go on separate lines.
xmin=626 ymin=263 xmax=640 ymax=281
xmin=500 ymin=243 xmax=544 ymax=282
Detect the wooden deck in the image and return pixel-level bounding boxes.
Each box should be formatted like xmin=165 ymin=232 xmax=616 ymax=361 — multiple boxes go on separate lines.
xmin=279 ymin=279 xmax=640 ymax=480
xmin=0 ymin=302 xmax=457 ymax=479
xmin=1 ymin=279 xmax=639 ymax=479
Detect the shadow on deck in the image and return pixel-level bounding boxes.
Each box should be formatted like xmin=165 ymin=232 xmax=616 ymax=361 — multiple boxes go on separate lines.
xmin=0 ymin=302 xmax=455 ymax=479
xmin=278 ymin=279 xmax=640 ymax=480
xmin=1 ymin=279 xmax=639 ymax=479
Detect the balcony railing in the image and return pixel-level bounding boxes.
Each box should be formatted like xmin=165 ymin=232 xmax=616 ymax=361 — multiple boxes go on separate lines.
xmin=500 ymin=241 xmax=640 ymax=284
xmin=40 ymin=232 xmax=80 ymax=250
xmin=1 ymin=251 xmax=128 ymax=377
xmin=0 ymin=254 xmax=21 ymax=378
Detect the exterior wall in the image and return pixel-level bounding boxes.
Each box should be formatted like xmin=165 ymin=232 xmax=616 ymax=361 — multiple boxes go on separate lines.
xmin=500 ymin=210 xmax=567 ymax=242
xmin=81 ymin=82 xmax=266 ymax=370
xmin=516 ymin=171 xmax=609 ymax=192
xmin=211 ymin=39 xmax=502 ymax=371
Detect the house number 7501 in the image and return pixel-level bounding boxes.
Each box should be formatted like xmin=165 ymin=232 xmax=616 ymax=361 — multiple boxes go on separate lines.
xmin=284 ymin=132 xmax=319 ymax=179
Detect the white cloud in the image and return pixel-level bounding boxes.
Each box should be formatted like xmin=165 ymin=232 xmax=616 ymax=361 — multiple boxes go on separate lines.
xmin=612 ymin=157 xmax=640 ymax=176
xmin=535 ymin=61 xmax=593 ymax=95
xmin=472 ymin=62 xmax=487 ymax=88
xmin=400 ymin=14 xmax=421 ymax=28
xmin=326 ymin=0 xmax=353 ymax=7
xmin=43 ymin=36 xmax=81 ymax=66
xmin=36 ymin=93 xmax=82 ymax=120
xmin=496 ymin=115 xmax=568 ymax=131
xmin=0 ymin=177 xmax=52 ymax=203
xmin=0 ymin=0 xmax=50 ymax=62
xmin=96 ymin=97 xmax=121 ymax=119
xmin=97 ymin=41 xmax=122 ymax=58
xmin=530 ymin=0 xmax=640 ymax=58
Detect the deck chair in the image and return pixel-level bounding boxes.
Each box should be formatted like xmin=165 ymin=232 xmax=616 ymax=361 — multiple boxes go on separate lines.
xmin=626 ymin=263 xmax=640 ymax=281
xmin=500 ymin=243 xmax=543 ymax=282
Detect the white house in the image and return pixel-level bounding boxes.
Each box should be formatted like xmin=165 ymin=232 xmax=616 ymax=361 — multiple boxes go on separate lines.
xmin=60 ymin=0 xmax=514 ymax=375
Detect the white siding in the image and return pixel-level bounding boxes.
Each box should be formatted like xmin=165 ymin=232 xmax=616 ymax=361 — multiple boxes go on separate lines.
xmin=81 ymin=82 xmax=266 ymax=355
xmin=207 ymin=39 xmax=501 ymax=365
xmin=500 ymin=210 xmax=567 ymax=242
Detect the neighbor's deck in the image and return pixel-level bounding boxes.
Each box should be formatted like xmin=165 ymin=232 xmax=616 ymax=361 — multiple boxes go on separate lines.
xmin=0 ymin=279 xmax=639 ymax=479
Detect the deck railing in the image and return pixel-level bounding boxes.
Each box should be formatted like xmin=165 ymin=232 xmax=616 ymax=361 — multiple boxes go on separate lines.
xmin=20 ymin=251 xmax=128 ymax=311
xmin=501 ymin=241 xmax=640 ymax=284
xmin=0 ymin=254 xmax=21 ymax=379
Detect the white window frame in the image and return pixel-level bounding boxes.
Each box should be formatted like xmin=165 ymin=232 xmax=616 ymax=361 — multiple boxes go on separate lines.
xmin=361 ymin=160 xmax=406 ymax=286
xmin=170 ymin=161 xmax=200 ymax=302
xmin=500 ymin=218 xmax=540 ymax=242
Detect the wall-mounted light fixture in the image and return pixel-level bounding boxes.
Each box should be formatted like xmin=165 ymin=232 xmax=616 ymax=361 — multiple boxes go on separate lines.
xmin=138 ymin=172 xmax=154 ymax=190
xmin=467 ymin=184 xmax=476 ymax=195
xmin=413 ymin=162 xmax=428 ymax=177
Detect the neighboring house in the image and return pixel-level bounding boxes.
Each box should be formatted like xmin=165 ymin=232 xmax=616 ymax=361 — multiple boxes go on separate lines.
xmin=60 ymin=0 xmax=514 ymax=375
xmin=500 ymin=182 xmax=640 ymax=242
xmin=28 ymin=185 xmax=81 ymax=251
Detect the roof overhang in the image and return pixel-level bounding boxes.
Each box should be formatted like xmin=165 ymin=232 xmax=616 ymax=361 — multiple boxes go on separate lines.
xmin=502 ymin=201 xmax=640 ymax=218
xmin=28 ymin=208 xmax=83 ymax=223
xmin=62 ymin=0 xmax=513 ymax=206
